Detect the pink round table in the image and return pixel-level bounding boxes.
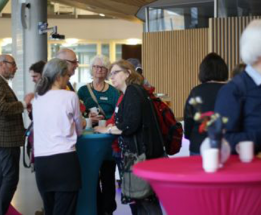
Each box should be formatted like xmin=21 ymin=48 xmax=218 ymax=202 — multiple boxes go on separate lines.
xmin=133 ymin=156 xmax=261 ymax=215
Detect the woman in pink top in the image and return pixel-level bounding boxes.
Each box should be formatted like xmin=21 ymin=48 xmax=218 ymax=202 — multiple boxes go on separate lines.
xmin=33 ymin=58 xmax=83 ymax=215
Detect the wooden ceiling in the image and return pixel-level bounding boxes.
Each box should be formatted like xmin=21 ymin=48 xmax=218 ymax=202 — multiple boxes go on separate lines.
xmin=51 ymin=0 xmax=157 ymax=22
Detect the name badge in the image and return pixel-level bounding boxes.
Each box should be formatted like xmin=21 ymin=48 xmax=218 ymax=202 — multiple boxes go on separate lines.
xmin=100 ymin=97 xmax=108 ymax=101
xmin=115 ymin=107 xmax=119 ymax=113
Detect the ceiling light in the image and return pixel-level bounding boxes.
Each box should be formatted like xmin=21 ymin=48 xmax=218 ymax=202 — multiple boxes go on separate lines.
xmin=126 ymin=38 xmax=142 ymax=45
xmin=99 ymin=13 xmax=105 ymax=17
xmin=65 ymin=38 xmax=79 ymax=44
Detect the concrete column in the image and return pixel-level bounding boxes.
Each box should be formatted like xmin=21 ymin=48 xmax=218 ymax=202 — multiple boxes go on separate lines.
xmin=12 ymin=0 xmax=47 ymax=126
xmin=24 ymin=0 xmax=47 ymax=93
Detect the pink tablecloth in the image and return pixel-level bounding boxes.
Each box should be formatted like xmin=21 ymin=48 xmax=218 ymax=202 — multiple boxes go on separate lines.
xmin=133 ymin=156 xmax=261 ymax=215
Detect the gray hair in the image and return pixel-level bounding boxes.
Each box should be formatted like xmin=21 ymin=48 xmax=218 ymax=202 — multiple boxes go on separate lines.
xmin=90 ymin=55 xmax=110 ymax=77
xmin=240 ymin=19 xmax=261 ymax=65
xmin=35 ymin=58 xmax=68 ymax=96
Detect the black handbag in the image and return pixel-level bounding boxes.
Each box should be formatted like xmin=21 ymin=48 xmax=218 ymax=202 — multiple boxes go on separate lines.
xmin=121 ymin=136 xmax=154 ymax=199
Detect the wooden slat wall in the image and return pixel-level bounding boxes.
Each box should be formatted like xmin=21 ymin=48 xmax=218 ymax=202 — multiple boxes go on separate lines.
xmin=142 ymin=29 xmax=208 ymax=118
xmin=209 ymin=16 xmax=261 ymax=74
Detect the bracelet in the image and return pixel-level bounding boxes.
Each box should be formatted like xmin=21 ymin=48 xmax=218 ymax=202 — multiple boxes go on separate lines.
xmin=108 ymin=126 xmax=112 ymax=134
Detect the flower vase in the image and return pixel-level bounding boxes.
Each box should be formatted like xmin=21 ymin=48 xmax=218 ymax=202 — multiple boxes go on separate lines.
xmin=207 ymin=117 xmax=223 ymax=150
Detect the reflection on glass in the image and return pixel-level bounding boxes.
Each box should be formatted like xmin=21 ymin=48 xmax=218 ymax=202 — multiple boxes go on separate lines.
xmin=148 ymin=2 xmax=214 ymax=32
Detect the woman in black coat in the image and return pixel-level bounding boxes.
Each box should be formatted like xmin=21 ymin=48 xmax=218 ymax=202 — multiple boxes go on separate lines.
xmin=184 ymin=53 xmax=228 ymax=155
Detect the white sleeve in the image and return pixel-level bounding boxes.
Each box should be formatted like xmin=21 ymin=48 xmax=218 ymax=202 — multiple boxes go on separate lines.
xmin=72 ymin=93 xmax=83 ymax=136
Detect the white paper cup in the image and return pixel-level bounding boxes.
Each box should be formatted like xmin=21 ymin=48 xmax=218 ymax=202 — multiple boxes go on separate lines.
xmin=89 ymin=107 xmax=99 ymax=115
xmin=236 ymin=141 xmax=254 ymax=163
xmin=85 ymin=118 xmax=92 ymax=129
xmin=202 ymin=149 xmax=219 ymax=173
xmin=98 ymin=120 xmax=106 ymax=127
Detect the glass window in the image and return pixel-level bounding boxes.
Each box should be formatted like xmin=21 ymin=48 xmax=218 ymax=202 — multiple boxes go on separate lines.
xmin=1 ymin=44 xmax=12 ymax=55
xmin=50 ymin=43 xmax=97 ymax=84
xmin=148 ymin=2 xmax=214 ymax=32
xmin=116 ymin=44 xmax=122 ymax=60
xmin=101 ymin=44 xmax=110 ymax=58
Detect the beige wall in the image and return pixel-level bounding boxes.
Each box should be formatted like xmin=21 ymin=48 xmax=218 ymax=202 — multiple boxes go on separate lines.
xmin=0 ymin=17 xmax=143 ymax=41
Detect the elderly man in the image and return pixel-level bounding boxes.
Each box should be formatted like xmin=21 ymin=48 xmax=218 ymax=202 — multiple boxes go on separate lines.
xmin=29 ymin=60 xmax=46 ymax=83
xmin=215 ymin=19 xmax=261 ymax=153
xmin=0 ymin=54 xmax=33 ymax=214
xmin=56 ymin=48 xmax=78 ymax=91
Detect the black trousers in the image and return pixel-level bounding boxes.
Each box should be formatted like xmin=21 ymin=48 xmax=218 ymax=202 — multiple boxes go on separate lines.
xmin=35 ymin=152 xmax=81 ymax=215
xmin=40 ymin=191 xmax=78 ymax=215
xmin=0 ymin=147 xmax=20 ymax=215
xmin=97 ymin=160 xmax=117 ymax=215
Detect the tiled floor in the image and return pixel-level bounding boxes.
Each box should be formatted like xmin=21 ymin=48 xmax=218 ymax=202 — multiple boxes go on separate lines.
xmin=11 ymin=138 xmax=189 ymax=215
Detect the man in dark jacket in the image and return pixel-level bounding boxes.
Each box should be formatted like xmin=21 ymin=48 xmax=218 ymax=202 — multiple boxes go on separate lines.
xmin=0 ymin=54 xmax=33 ymax=214
xmin=215 ymin=20 xmax=261 ymax=153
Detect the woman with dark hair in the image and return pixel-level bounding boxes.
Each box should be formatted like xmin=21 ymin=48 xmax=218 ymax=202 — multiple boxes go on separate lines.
xmin=184 ymin=53 xmax=228 ymax=155
xmin=95 ymin=59 xmax=164 ymax=215
xmin=33 ymin=58 xmax=83 ymax=215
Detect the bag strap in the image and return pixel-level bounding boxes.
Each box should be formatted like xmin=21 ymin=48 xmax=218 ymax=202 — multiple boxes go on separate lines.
xmin=23 ymin=122 xmax=33 ymax=168
xmin=87 ymin=83 xmax=106 ymax=117
xmin=133 ymin=135 xmax=140 ymax=155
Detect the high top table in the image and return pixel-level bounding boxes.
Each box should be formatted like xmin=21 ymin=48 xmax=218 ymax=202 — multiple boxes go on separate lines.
xmin=76 ymin=130 xmax=115 ymax=215
xmin=133 ymin=156 xmax=261 ymax=215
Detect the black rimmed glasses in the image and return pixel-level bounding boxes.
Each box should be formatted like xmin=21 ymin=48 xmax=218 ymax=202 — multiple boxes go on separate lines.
xmin=65 ymin=59 xmax=79 ymax=65
xmin=92 ymin=65 xmax=107 ymax=71
xmin=4 ymin=60 xmax=16 ymax=67
xmin=109 ymin=70 xmax=124 ymax=78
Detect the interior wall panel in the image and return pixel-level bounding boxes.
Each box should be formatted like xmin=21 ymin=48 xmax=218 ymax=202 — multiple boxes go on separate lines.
xmin=209 ymin=16 xmax=261 ymax=75
xmin=142 ymin=29 xmax=208 ymax=119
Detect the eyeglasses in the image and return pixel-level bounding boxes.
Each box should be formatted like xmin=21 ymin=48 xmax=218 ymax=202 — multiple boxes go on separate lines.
xmin=65 ymin=59 xmax=79 ymax=65
xmin=109 ymin=70 xmax=124 ymax=78
xmin=92 ymin=65 xmax=107 ymax=71
xmin=4 ymin=60 xmax=16 ymax=67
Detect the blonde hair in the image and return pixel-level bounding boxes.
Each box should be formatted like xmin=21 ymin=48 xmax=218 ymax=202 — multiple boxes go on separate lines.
xmin=109 ymin=59 xmax=144 ymax=86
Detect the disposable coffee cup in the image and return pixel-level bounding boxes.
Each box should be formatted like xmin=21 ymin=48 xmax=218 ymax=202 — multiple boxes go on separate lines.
xmin=89 ymin=107 xmax=99 ymax=115
xmin=98 ymin=120 xmax=106 ymax=127
xmin=236 ymin=141 xmax=254 ymax=163
xmin=85 ymin=118 xmax=92 ymax=129
xmin=202 ymin=148 xmax=219 ymax=173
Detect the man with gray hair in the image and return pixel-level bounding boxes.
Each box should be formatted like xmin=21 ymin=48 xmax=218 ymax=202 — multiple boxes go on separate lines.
xmin=0 ymin=54 xmax=33 ymax=214
xmin=56 ymin=48 xmax=78 ymax=91
xmin=215 ymin=19 xmax=261 ymax=153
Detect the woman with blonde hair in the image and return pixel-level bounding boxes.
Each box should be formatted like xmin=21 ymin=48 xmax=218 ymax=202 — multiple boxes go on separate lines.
xmin=95 ymin=59 xmax=164 ymax=215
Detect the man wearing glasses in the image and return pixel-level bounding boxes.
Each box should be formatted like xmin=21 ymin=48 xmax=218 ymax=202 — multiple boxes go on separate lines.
xmin=0 ymin=54 xmax=33 ymax=215
xmin=56 ymin=48 xmax=79 ymax=91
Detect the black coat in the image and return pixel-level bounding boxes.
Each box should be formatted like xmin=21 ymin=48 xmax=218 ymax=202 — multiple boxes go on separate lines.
xmin=115 ymin=84 xmax=164 ymax=159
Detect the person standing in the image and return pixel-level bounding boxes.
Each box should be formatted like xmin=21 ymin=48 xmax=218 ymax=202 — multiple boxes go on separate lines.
xmin=78 ymin=55 xmax=119 ymax=215
xmin=184 ymin=53 xmax=228 ymax=155
xmin=0 ymin=54 xmax=33 ymax=215
xmin=56 ymin=48 xmax=79 ymax=91
xmin=29 ymin=60 xmax=46 ymax=83
xmin=95 ymin=60 xmax=164 ymax=215
xmin=33 ymin=58 xmax=83 ymax=215
xmin=215 ymin=20 xmax=261 ymax=153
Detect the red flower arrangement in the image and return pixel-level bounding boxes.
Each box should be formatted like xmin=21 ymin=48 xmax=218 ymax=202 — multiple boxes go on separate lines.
xmin=189 ymin=97 xmax=228 ymax=146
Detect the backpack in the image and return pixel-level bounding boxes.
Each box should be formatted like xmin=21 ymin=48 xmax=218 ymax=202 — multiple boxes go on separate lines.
xmin=149 ymin=94 xmax=183 ymax=155
xmin=133 ymin=85 xmax=183 ymax=155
